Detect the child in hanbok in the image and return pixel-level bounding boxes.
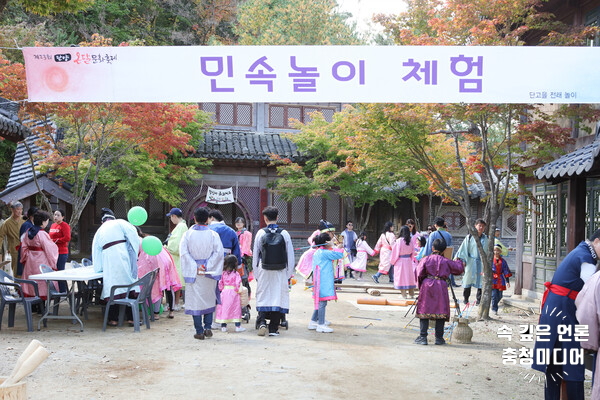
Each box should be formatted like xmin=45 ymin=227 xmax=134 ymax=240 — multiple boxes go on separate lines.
xmin=296 ymin=220 xmax=336 ymax=279
xmin=216 ymin=255 xmax=246 ymax=332
xmin=350 ymin=232 xmax=376 ymax=280
xmin=415 ymin=236 xmax=427 ymax=262
xmin=390 ymin=226 xmax=417 ymax=298
xmin=491 ymin=244 xmax=512 ymax=315
xmin=137 ymin=227 xmax=182 ymax=320
xmin=308 ymin=233 xmax=344 ymax=333
xmin=372 ymin=221 xmax=396 ymax=284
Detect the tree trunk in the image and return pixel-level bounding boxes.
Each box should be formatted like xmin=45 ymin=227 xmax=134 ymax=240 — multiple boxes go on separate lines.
xmin=344 ymin=197 xmax=355 ymax=226
xmin=23 ymin=140 xmax=52 ymax=213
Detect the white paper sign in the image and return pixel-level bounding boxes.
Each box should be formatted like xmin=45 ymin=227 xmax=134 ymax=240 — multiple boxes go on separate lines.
xmin=205 ymin=186 xmax=234 ymax=204
xmin=22 ymin=45 xmax=600 ymax=103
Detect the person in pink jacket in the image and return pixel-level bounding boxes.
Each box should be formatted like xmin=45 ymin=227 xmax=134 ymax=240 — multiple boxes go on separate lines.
xmin=390 ymin=226 xmax=417 ymax=298
xmin=21 ymin=211 xmax=58 ymax=299
xmin=137 ymin=227 xmax=182 ymax=319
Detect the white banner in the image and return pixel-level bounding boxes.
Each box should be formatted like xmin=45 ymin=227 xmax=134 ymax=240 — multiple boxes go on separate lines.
xmin=205 ymin=186 xmax=234 ymax=205
xmin=22 ymin=45 xmax=600 ymax=103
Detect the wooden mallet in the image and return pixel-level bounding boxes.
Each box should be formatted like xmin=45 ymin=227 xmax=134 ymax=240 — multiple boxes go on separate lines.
xmin=1 ymin=342 xmax=49 ymax=387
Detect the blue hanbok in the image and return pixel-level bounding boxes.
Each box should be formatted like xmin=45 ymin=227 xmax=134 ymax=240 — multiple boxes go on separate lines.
xmin=92 ymin=219 xmax=140 ymax=299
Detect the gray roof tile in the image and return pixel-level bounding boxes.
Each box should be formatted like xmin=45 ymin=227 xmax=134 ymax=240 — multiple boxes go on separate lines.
xmin=197 ymin=130 xmax=300 ymax=162
xmin=535 ymin=140 xmax=600 ymax=181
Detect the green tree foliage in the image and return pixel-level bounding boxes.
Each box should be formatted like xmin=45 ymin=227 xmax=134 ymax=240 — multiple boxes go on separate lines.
xmin=0 ymin=139 xmax=16 ymax=188
xmin=1 ymin=0 xmax=237 ymax=46
xmin=235 ymin=0 xmax=363 ymax=45
xmin=270 ymin=107 xmax=427 ymax=231
xmin=99 ymin=111 xmax=212 ymax=205
xmin=0 ymin=0 xmax=93 ymax=16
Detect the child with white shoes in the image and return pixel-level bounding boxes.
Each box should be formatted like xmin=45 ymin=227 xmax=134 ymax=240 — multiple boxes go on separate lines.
xmin=215 ymin=255 xmax=246 ymax=333
xmin=308 ymin=233 xmax=344 ymax=333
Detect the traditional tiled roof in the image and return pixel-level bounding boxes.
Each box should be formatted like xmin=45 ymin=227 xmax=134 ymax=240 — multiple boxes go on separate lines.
xmin=535 ymin=139 xmax=600 ymax=181
xmin=0 ymin=98 xmax=30 ymax=141
xmin=4 ymin=135 xmax=48 ymax=191
xmin=197 ymin=130 xmax=300 ymax=162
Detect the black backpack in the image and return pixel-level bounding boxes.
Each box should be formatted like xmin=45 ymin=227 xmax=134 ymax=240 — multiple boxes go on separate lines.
xmin=261 ymin=227 xmax=288 ymax=270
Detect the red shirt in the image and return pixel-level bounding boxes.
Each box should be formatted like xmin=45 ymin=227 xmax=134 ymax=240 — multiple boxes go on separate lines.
xmin=49 ymin=221 xmax=71 ymax=254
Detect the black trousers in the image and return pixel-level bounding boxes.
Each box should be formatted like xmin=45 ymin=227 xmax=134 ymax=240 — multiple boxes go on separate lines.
xmin=257 ymin=311 xmax=283 ymax=333
xmin=463 ymin=287 xmax=482 ymax=305
xmin=419 ymin=319 xmax=445 ymax=339
xmin=544 ymin=363 xmax=584 ymax=400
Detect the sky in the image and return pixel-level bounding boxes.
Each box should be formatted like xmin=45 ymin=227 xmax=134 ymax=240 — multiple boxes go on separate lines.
xmin=337 ymin=0 xmax=407 ymax=34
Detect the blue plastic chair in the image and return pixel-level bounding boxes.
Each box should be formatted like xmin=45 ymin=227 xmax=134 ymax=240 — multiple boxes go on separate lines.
xmin=0 ymin=270 xmax=45 ymax=332
xmin=102 ymin=270 xmax=156 ymax=332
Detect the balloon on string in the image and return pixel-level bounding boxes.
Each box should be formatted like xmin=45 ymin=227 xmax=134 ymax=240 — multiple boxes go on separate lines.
xmin=142 ymin=236 xmax=162 ymax=256
xmin=127 ymin=206 xmax=148 ymax=226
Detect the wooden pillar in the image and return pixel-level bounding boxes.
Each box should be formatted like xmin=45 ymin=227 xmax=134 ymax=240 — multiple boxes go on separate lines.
xmin=567 ymin=177 xmax=586 ymax=251
xmin=259 ymin=189 xmax=268 ymax=228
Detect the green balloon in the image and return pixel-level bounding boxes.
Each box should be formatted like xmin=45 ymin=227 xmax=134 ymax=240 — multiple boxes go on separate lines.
xmin=127 ymin=206 xmax=148 ymax=226
xmin=142 ymin=236 xmax=162 ymax=256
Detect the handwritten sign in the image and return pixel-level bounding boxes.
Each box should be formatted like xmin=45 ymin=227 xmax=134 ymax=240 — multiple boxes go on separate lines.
xmin=205 ymin=186 xmax=234 ymax=205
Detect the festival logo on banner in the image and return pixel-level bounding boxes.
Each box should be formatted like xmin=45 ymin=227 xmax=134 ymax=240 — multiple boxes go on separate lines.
xmin=205 ymin=187 xmax=234 ymax=205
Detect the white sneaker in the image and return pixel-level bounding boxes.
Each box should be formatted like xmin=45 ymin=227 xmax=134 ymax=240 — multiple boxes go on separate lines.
xmin=316 ymin=324 xmax=333 ymax=333
xmin=221 ymin=327 xmax=227 ymax=332
xmin=308 ymin=320 xmax=318 ymax=330
xmin=211 ymin=323 xmax=219 ymax=330
xmin=268 ymin=332 xmax=280 ymax=336
xmin=324 ymin=320 xmax=331 ymax=326
xmin=235 ymin=326 xmax=246 ymax=332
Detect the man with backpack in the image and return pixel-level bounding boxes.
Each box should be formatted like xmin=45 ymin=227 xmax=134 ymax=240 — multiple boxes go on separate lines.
xmin=252 ymin=206 xmax=295 ymax=337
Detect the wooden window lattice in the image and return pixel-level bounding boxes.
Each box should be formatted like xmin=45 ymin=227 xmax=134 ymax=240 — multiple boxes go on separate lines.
xmin=268 ymin=105 xmax=336 ymax=129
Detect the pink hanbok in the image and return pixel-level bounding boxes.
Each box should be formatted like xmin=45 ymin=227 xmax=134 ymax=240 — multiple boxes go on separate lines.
xmin=350 ymin=239 xmax=375 ymax=272
xmin=307 ymin=229 xmax=320 ymax=246
xmin=215 ymin=270 xmax=242 ymax=323
xmin=138 ymin=246 xmax=182 ymax=304
xmin=237 ymin=229 xmax=253 ymax=257
xmin=390 ymin=238 xmax=417 ymax=290
xmin=21 ymin=228 xmax=58 ymax=299
xmin=296 ymin=248 xmax=317 ymax=279
xmin=374 ymin=232 xmax=396 ymax=274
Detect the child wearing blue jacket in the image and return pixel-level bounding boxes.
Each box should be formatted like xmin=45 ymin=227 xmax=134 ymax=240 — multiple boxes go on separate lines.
xmin=308 ymin=233 xmax=344 ymax=333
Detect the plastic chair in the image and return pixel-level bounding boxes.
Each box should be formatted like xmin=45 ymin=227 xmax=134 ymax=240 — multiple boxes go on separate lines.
xmin=0 ymin=270 xmax=45 ymax=332
xmin=39 ymin=264 xmax=69 ymax=316
xmin=102 ymin=270 xmax=156 ymax=332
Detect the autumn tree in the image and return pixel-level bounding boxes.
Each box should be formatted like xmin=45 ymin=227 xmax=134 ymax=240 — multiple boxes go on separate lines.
xmin=234 ymin=0 xmax=362 ymax=45
xmin=363 ymin=0 xmax=600 ymax=320
xmin=270 ymin=107 xmax=426 ymax=232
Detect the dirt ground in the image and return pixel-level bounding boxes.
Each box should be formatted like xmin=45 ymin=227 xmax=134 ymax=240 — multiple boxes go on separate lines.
xmin=0 ymin=275 xmax=589 ymax=400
